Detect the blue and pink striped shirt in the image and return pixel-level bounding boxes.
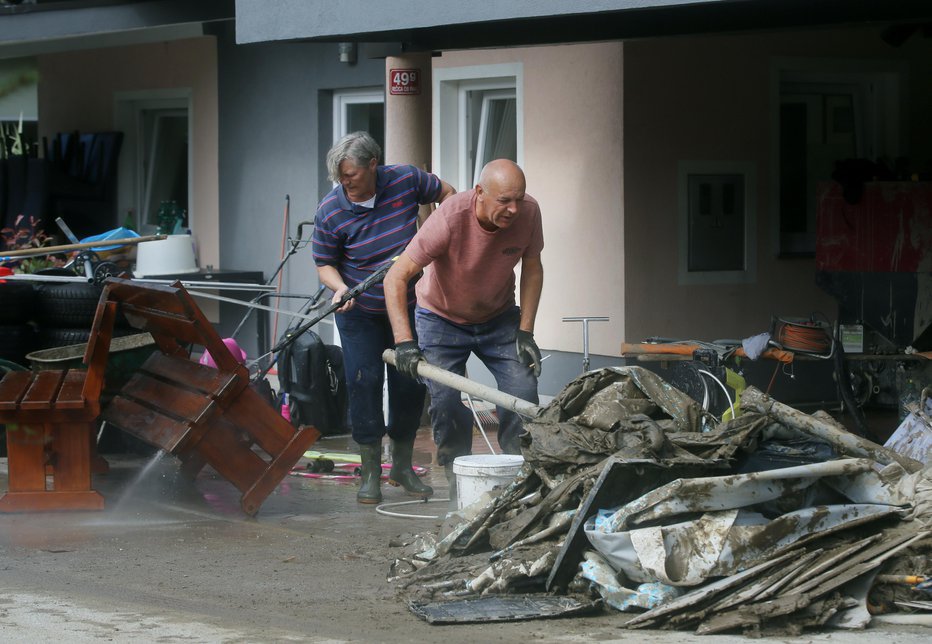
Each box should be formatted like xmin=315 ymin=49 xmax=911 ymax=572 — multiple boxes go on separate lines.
xmin=312 ymin=164 xmax=442 ymax=313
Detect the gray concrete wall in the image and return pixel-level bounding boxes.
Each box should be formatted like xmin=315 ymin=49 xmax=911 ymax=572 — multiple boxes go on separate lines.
xmin=214 ymin=22 xmax=385 ymax=354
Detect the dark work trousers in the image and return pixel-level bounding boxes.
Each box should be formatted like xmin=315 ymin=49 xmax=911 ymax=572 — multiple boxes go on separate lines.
xmin=335 ymin=306 xmax=425 ymax=446
xmin=415 ymin=305 xmax=539 ymax=466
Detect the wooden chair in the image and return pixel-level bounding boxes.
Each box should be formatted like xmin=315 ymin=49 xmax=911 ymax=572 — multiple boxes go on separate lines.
xmin=99 ymin=277 xmax=320 ymax=515
xmin=0 ymin=288 xmax=117 ymax=512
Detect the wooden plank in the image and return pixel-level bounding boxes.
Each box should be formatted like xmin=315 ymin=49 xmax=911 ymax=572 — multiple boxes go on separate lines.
xmin=0 ymin=490 xmax=104 ymax=512
xmin=20 ymin=370 xmax=65 ymax=410
xmin=3 ymin=423 xmax=48 ymax=492
xmin=55 ymin=369 xmax=88 ymax=409
xmin=140 ymin=353 xmax=242 ymax=398
xmin=81 ymin=299 xmax=117 ymax=402
xmin=102 ymin=395 xmax=189 ymax=453
xmin=0 ymin=371 xmax=33 ymax=411
xmin=131 ymin=314 xmax=202 ymax=347
xmin=50 ymin=421 xmax=93 ymax=492
xmin=241 ymin=424 xmax=321 ymax=516
xmin=190 ymin=418 xmax=268 ymax=493
xmin=119 ymin=372 xmax=214 ymax=423
xmin=223 ymin=388 xmax=292 ymax=455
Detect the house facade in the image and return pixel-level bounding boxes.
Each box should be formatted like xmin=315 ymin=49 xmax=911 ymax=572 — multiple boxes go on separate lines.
xmin=2 ymin=0 xmax=931 ymax=398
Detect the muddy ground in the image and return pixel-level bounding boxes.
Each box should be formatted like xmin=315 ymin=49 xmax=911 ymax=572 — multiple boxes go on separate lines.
xmin=1 ymin=431 xmax=930 ymax=643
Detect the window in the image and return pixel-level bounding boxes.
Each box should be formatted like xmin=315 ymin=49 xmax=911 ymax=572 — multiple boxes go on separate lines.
xmin=467 ymin=87 xmax=516 ymax=186
xmin=333 ymin=87 xmax=384 ymax=152
xmin=773 ymin=64 xmax=901 ymax=256
xmin=115 ymin=91 xmax=192 ymax=233
xmin=433 ymin=64 xmax=523 ymax=190
xmin=678 ymin=161 xmax=757 ymax=285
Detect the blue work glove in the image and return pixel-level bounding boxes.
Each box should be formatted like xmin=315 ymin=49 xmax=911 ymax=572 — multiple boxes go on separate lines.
xmin=515 ymin=329 xmax=542 ymax=377
xmin=394 ymin=340 xmax=423 ymax=380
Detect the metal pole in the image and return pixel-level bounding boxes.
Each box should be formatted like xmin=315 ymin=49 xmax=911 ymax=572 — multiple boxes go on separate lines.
xmin=382 ymin=349 xmax=542 ymax=419
xmin=562 ymin=316 xmax=609 ymax=373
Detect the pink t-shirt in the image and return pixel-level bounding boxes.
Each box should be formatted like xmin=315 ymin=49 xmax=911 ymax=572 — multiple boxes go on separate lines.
xmin=405 ymin=189 xmax=544 ymax=324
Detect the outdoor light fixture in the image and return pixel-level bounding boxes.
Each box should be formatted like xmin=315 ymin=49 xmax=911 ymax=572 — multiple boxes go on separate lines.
xmin=338 ymin=42 xmax=357 ymax=64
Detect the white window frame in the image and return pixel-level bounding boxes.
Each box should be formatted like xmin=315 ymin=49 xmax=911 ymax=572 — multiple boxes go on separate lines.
xmin=677 ymin=160 xmax=757 ymax=286
xmin=332 ymin=86 xmax=384 ymax=144
xmin=433 ymin=63 xmax=524 ymax=191
xmin=470 ymin=87 xmax=517 ymax=185
xmin=114 ymin=89 xmax=192 ymax=233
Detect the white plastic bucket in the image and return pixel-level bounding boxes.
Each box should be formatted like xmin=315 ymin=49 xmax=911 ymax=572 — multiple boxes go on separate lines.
xmin=452 ymin=454 xmax=524 ymax=510
xmin=134 ymin=234 xmax=198 ymax=277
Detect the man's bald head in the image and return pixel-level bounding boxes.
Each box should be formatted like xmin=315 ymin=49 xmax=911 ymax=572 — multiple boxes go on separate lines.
xmin=475 ymin=159 xmax=527 ymax=231
xmin=477 ymin=159 xmax=526 ymax=194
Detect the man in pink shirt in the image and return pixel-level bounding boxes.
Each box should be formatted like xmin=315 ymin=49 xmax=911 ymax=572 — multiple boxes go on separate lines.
xmin=384 ymin=159 xmax=544 ymax=504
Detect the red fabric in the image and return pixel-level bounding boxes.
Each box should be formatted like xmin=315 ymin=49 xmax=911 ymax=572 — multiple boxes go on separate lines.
xmin=816 ymin=181 xmax=932 ymax=273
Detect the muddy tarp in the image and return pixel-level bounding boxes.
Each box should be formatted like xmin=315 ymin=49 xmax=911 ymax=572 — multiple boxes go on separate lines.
xmin=523 ymin=366 xmax=714 ymax=466
xmin=584 ymin=459 xmax=909 ymax=586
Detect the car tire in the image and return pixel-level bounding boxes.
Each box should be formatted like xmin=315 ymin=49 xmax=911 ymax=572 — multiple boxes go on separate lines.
xmin=34 ymin=282 xmax=104 ymax=328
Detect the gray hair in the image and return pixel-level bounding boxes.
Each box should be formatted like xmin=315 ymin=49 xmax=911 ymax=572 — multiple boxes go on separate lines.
xmin=326 ymin=131 xmax=382 ymax=182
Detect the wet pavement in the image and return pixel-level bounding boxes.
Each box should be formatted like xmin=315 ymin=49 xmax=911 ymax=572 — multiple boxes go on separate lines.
xmin=1 ymin=429 xmax=931 ymax=643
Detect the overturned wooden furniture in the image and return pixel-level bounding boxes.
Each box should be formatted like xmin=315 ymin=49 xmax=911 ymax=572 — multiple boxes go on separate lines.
xmin=0 ymin=290 xmax=116 ymax=512
xmin=100 ymin=277 xmax=320 ymax=515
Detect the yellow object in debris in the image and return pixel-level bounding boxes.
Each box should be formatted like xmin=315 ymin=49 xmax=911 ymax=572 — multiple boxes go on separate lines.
xmin=721 ymin=368 xmax=746 ymax=422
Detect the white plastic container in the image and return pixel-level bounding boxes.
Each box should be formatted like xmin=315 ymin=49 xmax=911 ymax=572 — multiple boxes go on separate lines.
xmin=452 ymin=454 xmax=524 ymax=510
xmin=134 ymin=234 xmax=198 ymax=277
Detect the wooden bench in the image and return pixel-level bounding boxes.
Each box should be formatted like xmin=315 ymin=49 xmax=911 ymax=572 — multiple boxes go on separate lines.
xmin=0 ymin=288 xmax=117 ymax=512
xmin=99 ymin=277 xmax=320 ymax=516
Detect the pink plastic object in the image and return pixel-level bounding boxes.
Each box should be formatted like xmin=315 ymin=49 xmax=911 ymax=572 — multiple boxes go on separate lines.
xmin=281 ymin=394 xmax=292 ymax=422
xmin=199 ymin=337 xmax=247 ymax=368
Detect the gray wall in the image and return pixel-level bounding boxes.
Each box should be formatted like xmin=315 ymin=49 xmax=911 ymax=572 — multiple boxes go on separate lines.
xmin=214 ymin=22 xmax=384 ymax=356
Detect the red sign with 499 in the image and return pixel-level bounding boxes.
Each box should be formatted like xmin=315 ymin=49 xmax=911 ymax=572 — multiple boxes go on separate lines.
xmin=390 ymin=68 xmax=420 ymax=95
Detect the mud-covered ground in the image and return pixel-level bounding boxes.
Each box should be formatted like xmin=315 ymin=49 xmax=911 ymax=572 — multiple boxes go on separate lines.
xmin=1 ymin=433 xmax=930 ymax=643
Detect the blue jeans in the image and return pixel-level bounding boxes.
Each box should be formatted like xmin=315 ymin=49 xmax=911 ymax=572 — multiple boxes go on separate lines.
xmin=415 ymin=305 xmax=539 ymax=465
xmin=335 ymin=307 xmax=426 ymax=446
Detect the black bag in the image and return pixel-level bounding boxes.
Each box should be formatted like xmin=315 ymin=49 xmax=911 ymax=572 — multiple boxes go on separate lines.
xmin=278 ymin=329 xmax=348 ymax=435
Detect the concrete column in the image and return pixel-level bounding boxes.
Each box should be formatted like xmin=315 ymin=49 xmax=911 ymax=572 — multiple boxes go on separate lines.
xmin=384 ymin=52 xmax=432 ymax=170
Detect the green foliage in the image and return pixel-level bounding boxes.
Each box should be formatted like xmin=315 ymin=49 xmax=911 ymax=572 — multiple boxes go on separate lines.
xmin=1 ymin=215 xmax=65 ymax=274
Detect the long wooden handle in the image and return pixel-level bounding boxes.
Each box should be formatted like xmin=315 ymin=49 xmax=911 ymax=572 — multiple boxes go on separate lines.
xmin=1 ymin=234 xmax=167 ymax=259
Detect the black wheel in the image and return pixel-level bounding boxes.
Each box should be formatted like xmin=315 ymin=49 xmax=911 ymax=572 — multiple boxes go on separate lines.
xmin=34 ymin=282 xmax=104 ymax=328
xmin=0 ymin=282 xmax=36 ymax=324
xmin=93 ymin=261 xmax=120 ymax=285
xmin=72 ymin=250 xmax=100 ymax=278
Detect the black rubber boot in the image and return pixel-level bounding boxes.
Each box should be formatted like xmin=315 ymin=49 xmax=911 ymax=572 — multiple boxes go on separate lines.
xmin=388 ymin=440 xmax=433 ymax=498
xmin=356 ymin=442 xmax=382 ymax=504
xmin=445 ymin=463 xmax=458 ymax=511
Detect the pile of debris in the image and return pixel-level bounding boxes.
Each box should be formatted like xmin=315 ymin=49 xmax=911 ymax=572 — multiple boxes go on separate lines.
xmin=391 ymin=366 xmax=932 ymax=635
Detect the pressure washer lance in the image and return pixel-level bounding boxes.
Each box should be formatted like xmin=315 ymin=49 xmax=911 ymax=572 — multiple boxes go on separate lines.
xmin=382 ymin=348 xmax=543 ymax=419
xmin=255 ymin=256 xmax=399 ymax=381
